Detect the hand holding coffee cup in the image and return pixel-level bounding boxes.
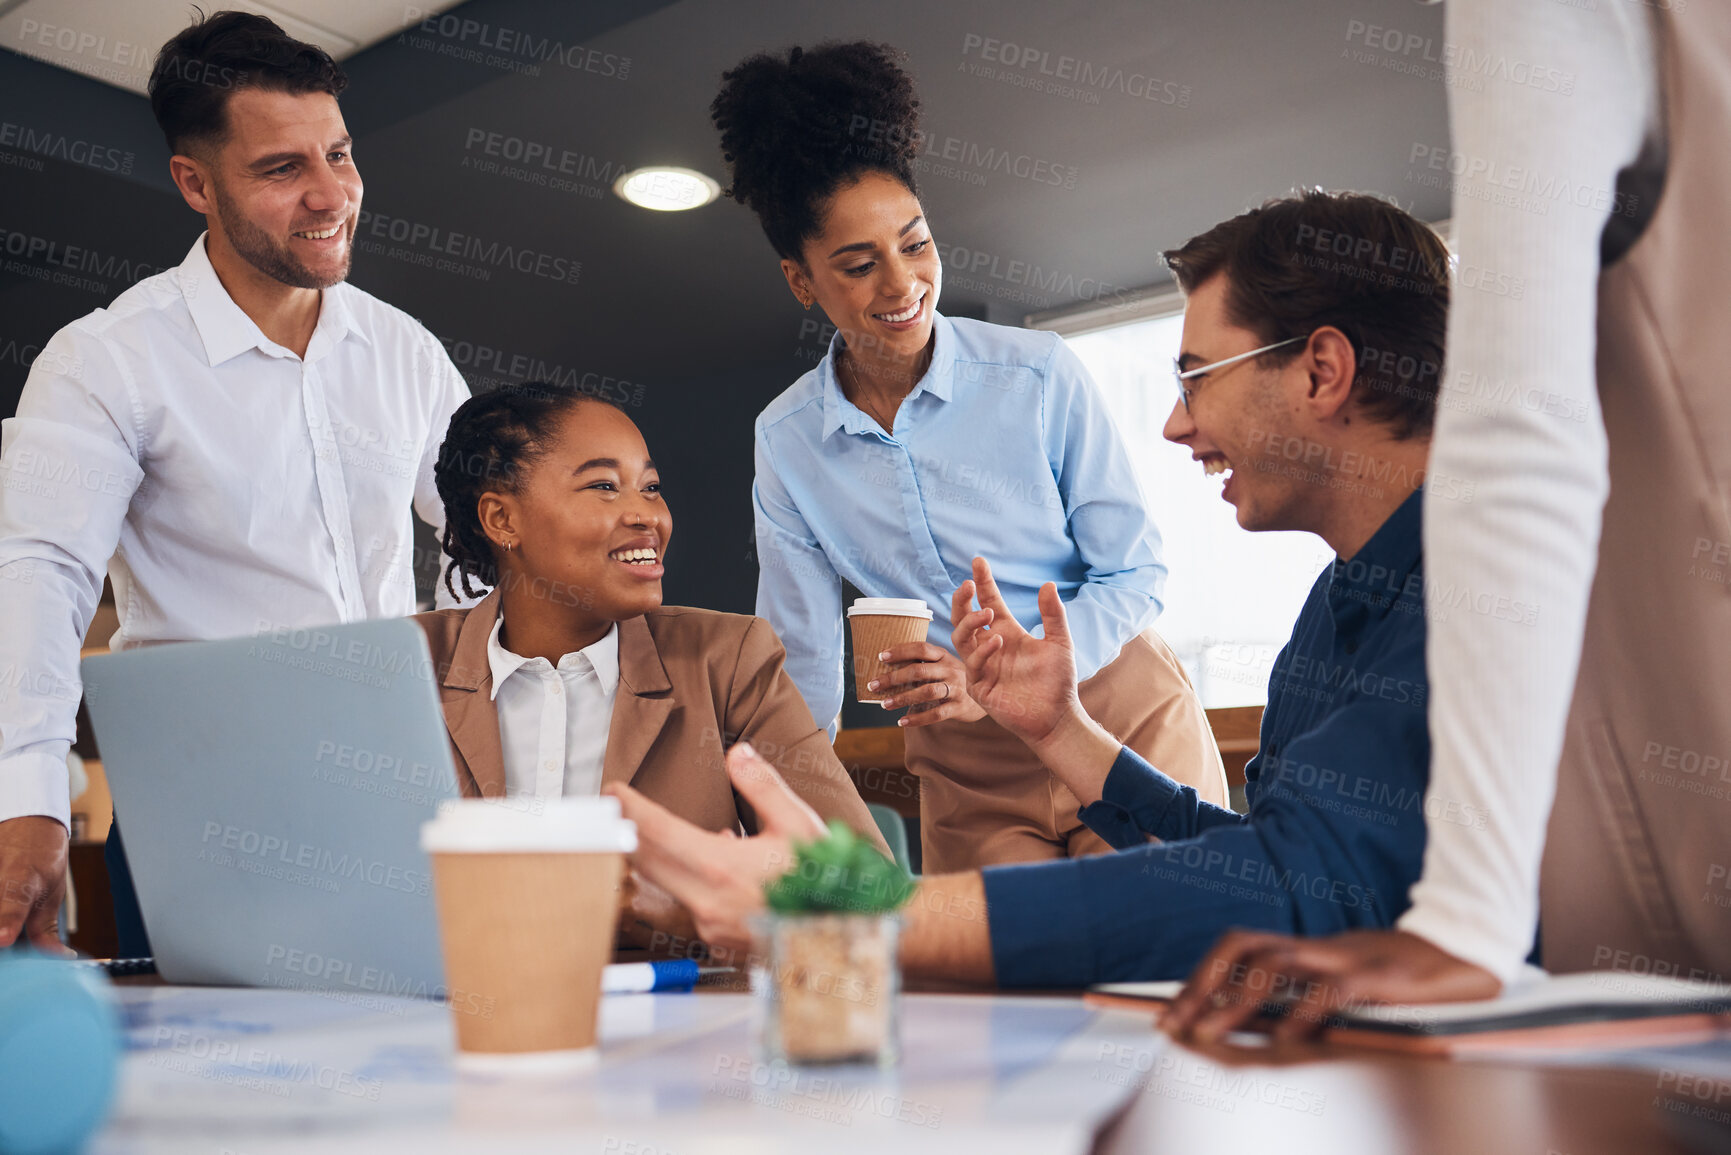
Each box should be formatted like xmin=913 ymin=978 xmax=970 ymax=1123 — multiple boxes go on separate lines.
xmin=850 ymin=597 xmax=985 ymax=727
xmin=871 ymin=643 xmax=987 ymax=728
xmin=847 ymin=598 xmax=931 ymax=703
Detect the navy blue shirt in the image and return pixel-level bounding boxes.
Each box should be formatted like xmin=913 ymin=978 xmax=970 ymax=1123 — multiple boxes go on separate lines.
xmin=982 ymin=490 xmax=1431 ymax=986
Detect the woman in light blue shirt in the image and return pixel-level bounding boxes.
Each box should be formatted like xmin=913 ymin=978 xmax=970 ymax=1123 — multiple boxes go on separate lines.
xmin=712 ymin=42 xmax=1226 ymax=872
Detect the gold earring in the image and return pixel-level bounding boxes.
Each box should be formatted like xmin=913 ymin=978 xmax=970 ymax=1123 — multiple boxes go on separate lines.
xmin=503 ymin=541 xmax=513 ymax=553
xmin=802 ymin=296 xmax=812 ymax=310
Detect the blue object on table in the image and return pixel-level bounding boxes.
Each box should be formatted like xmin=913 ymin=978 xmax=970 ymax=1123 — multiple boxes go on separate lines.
xmin=602 ymin=959 xmax=702 ymax=994
xmin=0 ymin=952 xmax=121 ymax=1155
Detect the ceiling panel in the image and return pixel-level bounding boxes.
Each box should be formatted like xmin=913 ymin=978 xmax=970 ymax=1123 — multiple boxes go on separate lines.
xmin=0 ymin=0 xmax=468 ymax=94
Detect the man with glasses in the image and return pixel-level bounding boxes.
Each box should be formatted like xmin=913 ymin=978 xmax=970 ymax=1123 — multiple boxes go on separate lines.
xmin=601 ymin=190 xmax=1452 ymax=986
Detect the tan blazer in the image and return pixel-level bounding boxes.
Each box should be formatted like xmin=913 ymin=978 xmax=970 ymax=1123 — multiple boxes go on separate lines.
xmin=412 ymin=589 xmax=888 ymax=854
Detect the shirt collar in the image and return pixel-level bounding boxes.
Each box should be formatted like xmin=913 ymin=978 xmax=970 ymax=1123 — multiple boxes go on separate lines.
xmin=308 ymin=282 xmax=366 ymax=360
xmin=486 ymin=616 xmax=620 ymax=700
xmin=819 ymin=311 xmax=958 ymax=440
xmin=1325 ymin=487 xmax=1425 ymax=628
xmin=178 ymin=231 xmax=366 ymax=367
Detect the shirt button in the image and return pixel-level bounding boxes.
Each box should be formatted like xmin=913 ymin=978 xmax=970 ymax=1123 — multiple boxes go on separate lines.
xmin=542 ymin=760 xmax=556 ymax=772
xmin=550 ymin=683 xmax=563 ymax=695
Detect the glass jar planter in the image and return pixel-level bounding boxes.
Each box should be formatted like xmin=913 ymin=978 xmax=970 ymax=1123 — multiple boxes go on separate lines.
xmin=754 ymin=912 xmax=901 ymax=1067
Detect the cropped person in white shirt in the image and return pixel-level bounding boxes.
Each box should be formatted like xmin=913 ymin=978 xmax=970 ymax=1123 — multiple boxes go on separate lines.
xmin=0 ymin=12 xmax=471 ymax=955
xmin=1167 ymin=0 xmax=1731 ymax=1040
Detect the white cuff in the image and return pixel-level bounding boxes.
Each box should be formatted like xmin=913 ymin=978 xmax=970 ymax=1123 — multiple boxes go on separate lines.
xmin=1397 ymin=893 xmax=1531 ymax=986
xmin=0 ymin=746 xmax=74 ymax=830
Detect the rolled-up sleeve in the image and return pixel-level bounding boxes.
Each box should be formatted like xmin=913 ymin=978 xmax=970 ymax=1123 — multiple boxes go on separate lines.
xmin=1040 ymin=338 xmax=1166 ymax=681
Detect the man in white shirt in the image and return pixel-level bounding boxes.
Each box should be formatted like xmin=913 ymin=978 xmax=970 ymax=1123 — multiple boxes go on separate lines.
xmin=1165 ymin=0 xmax=1731 ymax=1041
xmin=0 ymin=11 xmax=471 ymax=954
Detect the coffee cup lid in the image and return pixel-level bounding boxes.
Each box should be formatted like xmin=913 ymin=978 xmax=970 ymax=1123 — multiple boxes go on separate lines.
xmin=420 ymin=796 xmax=637 ymax=854
xmin=847 ymin=598 xmax=933 ymax=620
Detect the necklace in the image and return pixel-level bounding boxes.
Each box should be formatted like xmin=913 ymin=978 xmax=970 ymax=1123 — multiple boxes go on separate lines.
xmin=839 ymin=347 xmax=929 ymax=433
xmin=838 ymin=355 xmax=897 ymax=432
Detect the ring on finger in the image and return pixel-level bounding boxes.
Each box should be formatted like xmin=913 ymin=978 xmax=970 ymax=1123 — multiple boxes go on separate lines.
xmin=939 ymin=682 xmax=951 ymax=702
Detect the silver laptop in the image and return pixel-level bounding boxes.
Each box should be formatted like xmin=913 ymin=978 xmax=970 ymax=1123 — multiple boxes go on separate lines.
xmin=82 ymin=619 xmax=459 ymax=997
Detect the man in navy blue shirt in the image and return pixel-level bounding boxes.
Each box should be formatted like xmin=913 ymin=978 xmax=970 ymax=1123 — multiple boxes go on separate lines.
xmin=607 ymin=190 xmax=1454 ymax=987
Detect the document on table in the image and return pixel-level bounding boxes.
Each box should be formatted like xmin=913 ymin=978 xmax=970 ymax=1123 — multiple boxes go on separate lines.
xmin=1087 ymin=972 xmax=1731 ymax=1057
xmin=97 ymin=986 xmax=1165 ymax=1155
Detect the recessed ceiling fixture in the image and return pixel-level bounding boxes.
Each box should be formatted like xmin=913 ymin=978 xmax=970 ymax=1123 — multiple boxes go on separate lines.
xmin=613 ymin=167 xmax=721 ymax=212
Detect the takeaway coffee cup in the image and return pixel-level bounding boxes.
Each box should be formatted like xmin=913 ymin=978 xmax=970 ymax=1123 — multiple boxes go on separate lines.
xmin=420 ymin=796 xmax=636 ymax=1069
xmin=848 ymin=598 xmax=935 ymax=704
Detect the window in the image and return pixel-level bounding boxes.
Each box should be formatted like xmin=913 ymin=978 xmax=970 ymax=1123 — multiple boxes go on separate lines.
xmin=1067 ymin=314 xmax=1332 ymax=707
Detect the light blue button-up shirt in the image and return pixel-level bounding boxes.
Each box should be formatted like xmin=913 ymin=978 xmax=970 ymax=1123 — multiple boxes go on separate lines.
xmin=753 ymin=312 xmax=1166 ymax=733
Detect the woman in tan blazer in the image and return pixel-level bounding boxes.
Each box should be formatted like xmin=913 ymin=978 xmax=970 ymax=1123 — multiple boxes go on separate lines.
xmin=415 ymin=381 xmax=888 ymax=936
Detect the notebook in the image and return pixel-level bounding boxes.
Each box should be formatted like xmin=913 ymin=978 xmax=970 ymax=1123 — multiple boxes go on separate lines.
xmin=1086 ymin=972 xmax=1731 ymax=1055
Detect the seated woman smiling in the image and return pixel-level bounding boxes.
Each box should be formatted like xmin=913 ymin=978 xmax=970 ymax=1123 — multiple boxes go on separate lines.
xmin=415 ymin=382 xmax=889 ymax=908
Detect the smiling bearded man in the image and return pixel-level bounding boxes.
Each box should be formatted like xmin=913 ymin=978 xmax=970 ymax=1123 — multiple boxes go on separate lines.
xmin=0 ymin=11 xmax=474 ymax=959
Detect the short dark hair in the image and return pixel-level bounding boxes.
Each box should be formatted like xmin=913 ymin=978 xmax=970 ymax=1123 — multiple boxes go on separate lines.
xmin=1163 ymin=189 xmax=1450 ymax=439
xmin=711 ymin=41 xmax=921 ymax=260
xmin=433 ymin=382 xmax=621 ymax=601
xmin=148 ymin=9 xmax=348 ymax=155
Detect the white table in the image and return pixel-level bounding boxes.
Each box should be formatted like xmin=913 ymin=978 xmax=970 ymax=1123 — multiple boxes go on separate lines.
xmin=92 ymin=986 xmax=1159 ymax=1153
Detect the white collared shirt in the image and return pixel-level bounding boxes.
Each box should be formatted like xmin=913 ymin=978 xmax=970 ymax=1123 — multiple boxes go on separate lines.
xmin=487 ymin=617 xmax=620 ymax=800
xmin=0 ymin=234 xmax=473 ymax=826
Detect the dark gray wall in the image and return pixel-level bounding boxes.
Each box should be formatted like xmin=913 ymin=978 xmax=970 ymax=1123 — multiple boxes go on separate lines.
xmin=0 ymin=0 xmax=1450 ymax=624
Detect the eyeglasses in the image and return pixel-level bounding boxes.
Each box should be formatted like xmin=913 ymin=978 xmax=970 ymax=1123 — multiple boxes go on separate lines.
xmin=1173 ymin=335 xmax=1307 ymax=411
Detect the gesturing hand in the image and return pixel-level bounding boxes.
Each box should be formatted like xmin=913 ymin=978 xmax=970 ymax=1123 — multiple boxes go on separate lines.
xmin=602 ymin=741 xmax=828 ymax=959
xmin=949 ymin=556 xmax=1084 ymax=749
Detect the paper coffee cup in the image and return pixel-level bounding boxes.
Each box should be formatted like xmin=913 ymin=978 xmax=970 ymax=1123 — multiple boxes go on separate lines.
xmin=420 ymin=797 xmax=636 ymax=1069
xmin=847 ymin=598 xmax=934 ymax=703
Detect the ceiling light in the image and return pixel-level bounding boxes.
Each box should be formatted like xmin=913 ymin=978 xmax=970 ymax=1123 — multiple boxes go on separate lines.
xmin=613 ymin=167 xmax=721 ymax=212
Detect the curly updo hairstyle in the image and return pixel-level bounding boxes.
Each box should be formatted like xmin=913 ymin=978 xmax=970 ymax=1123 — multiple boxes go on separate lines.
xmin=433 ymin=382 xmax=618 ymax=601
xmin=711 ymin=41 xmax=922 ymax=260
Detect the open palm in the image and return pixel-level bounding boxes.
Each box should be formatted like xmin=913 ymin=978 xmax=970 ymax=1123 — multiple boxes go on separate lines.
xmin=604 ymin=741 xmax=827 ymax=958
xmin=950 ymin=556 xmax=1081 ymax=747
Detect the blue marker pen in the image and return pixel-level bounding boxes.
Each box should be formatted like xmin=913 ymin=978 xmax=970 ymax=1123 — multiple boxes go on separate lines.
xmin=601 ymin=959 xmax=704 ymax=993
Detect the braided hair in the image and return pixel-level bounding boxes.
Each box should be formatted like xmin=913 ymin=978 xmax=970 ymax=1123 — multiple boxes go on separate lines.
xmin=711 ymin=41 xmax=921 ymax=260
xmin=433 ymin=382 xmax=617 ymax=601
